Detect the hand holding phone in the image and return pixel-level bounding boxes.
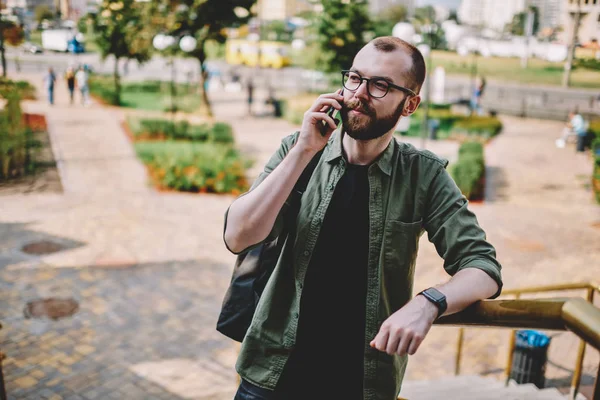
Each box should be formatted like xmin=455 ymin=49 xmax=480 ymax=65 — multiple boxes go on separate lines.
xmin=319 ymin=89 xmax=344 ymax=136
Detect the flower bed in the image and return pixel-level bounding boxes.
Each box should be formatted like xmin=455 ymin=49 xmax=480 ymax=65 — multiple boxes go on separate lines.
xmin=135 ymin=142 xmax=248 ymax=195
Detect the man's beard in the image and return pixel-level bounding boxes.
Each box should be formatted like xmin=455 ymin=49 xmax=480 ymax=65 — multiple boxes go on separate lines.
xmin=340 ymin=97 xmax=407 ymax=141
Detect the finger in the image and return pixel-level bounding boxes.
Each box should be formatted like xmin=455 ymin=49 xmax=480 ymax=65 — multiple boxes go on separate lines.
xmin=309 ymin=112 xmax=337 ymax=131
xmin=370 ymin=330 xmax=389 ymax=352
xmin=385 ymin=329 xmax=402 ymax=355
xmin=396 ymin=332 xmax=413 ymax=357
xmin=310 ymin=98 xmax=342 ymax=113
xmin=407 ymin=334 xmax=423 ymax=355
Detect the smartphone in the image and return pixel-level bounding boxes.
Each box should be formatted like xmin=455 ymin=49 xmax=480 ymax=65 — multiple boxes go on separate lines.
xmin=319 ymin=89 xmax=344 ymax=136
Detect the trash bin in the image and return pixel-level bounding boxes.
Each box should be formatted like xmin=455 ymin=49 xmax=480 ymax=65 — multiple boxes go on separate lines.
xmin=509 ymin=330 xmax=551 ymax=388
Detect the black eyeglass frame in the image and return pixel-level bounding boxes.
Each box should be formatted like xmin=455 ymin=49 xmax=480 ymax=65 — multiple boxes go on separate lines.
xmin=341 ymin=70 xmax=417 ymax=99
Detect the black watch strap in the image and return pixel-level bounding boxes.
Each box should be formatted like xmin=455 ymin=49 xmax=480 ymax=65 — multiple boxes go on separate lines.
xmin=418 ymin=287 xmax=447 ymax=319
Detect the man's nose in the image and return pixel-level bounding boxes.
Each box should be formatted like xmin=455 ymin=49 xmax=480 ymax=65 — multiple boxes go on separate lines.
xmin=352 ymin=80 xmax=370 ymax=101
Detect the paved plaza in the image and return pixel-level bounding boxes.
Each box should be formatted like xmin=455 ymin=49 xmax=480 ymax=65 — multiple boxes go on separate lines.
xmin=0 ymin=74 xmax=599 ymax=399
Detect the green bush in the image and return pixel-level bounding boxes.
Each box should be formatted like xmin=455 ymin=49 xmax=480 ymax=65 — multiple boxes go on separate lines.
xmin=127 ymin=117 xmax=233 ymax=144
xmin=124 ymin=81 xmax=163 ymax=93
xmin=89 ymin=76 xmax=119 ymax=105
xmin=0 ymin=78 xmax=36 ymax=100
xmin=589 ymin=120 xmax=600 ymax=141
xmin=211 ymin=122 xmax=234 ymax=143
xmin=0 ymin=92 xmax=40 ymax=179
xmin=135 ymin=142 xmax=248 ymax=194
xmin=450 ymin=141 xmax=485 ymax=200
xmin=452 ymin=116 xmax=503 ymax=139
xmin=592 ymin=138 xmax=600 ymax=204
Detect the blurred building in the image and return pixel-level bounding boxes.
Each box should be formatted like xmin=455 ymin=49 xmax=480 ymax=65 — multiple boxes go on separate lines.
xmin=368 ymin=0 xmax=415 ymax=17
xmin=458 ymin=0 xmax=526 ymax=31
xmin=527 ymin=0 xmax=564 ymax=30
xmin=257 ymin=0 xmax=313 ymax=21
xmin=5 ymin=0 xmax=55 ymax=14
xmin=561 ymin=0 xmax=600 ymax=44
xmin=58 ymin=0 xmax=88 ymax=20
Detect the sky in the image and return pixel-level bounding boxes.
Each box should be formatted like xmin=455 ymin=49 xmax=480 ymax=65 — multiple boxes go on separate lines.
xmin=417 ymin=0 xmax=462 ymax=10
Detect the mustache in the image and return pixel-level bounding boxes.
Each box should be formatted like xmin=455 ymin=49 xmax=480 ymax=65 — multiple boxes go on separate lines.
xmin=342 ymin=99 xmax=375 ymax=117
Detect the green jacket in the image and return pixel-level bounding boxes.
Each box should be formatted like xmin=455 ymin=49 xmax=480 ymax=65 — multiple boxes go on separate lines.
xmin=224 ymin=131 xmax=502 ymax=400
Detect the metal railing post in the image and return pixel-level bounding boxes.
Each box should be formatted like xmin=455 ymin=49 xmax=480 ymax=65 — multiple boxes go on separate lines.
xmin=570 ymin=287 xmax=594 ymax=400
xmin=505 ymin=293 xmax=520 ymax=386
xmin=455 ymin=328 xmax=464 ymax=376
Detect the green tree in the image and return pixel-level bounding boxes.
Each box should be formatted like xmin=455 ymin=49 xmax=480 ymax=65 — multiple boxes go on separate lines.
xmin=413 ymin=6 xmax=445 ymax=50
xmin=263 ymin=20 xmax=293 ymax=42
xmin=34 ymin=5 xmax=54 ymax=25
xmin=148 ymin=0 xmax=255 ymax=117
xmin=372 ymin=4 xmax=407 ymax=38
xmin=89 ymin=0 xmax=152 ymax=105
xmin=317 ymin=0 xmax=372 ymax=73
xmin=507 ymin=6 xmax=539 ymax=36
xmin=0 ymin=20 xmax=25 ymax=77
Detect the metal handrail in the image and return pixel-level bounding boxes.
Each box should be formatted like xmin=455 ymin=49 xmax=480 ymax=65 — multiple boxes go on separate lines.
xmin=435 ymin=288 xmax=600 ymax=400
xmin=501 ymin=281 xmax=600 ymax=296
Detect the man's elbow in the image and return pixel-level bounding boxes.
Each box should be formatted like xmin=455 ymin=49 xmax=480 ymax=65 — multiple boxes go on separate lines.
xmin=224 ymin=226 xmax=244 ymax=254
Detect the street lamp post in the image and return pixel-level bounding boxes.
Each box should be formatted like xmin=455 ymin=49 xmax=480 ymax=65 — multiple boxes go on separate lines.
xmin=153 ymin=33 xmax=197 ymax=122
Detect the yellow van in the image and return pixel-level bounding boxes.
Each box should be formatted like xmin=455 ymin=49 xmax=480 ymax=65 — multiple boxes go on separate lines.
xmin=226 ymin=39 xmax=291 ymax=69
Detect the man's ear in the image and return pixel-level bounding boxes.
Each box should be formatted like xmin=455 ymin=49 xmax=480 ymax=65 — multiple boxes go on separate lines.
xmin=402 ymin=95 xmax=421 ymax=117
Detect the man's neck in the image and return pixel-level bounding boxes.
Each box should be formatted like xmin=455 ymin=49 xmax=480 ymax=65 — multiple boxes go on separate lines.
xmin=342 ymin=131 xmax=393 ymax=166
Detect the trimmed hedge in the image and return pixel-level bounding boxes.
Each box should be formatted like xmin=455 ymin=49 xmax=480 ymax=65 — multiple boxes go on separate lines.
xmin=451 ymin=116 xmax=503 ymax=139
xmin=0 ymin=78 xmax=36 ymax=100
xmin=135 ymin=142 xmax=248 ymax=194
xmin=0 ymin=91 xmax=41 ymax=180
xmin=450 ymin=141 xmax=485 ymax=200
xmin=127 ymin=117 xmax=234 ymax=144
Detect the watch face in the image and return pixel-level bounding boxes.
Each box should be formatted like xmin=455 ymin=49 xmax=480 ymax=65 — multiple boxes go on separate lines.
xmin=426 ymin=289 xmax=445 ymax=302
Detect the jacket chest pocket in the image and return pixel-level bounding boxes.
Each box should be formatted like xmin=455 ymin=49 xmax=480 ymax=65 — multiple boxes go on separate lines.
xmin=383 ymin=219 xmax=423 ymax=270
xmin=381 ymin=219 xmax=423 ymax=309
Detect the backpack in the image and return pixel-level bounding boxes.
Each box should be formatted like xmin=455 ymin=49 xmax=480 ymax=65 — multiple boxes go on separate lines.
xmin=217 ymin=148 xmax=324 ymax=342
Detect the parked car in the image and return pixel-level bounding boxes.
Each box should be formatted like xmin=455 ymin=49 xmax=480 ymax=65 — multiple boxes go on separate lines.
xmin=22 ymin=42 xmax=43 ymax=54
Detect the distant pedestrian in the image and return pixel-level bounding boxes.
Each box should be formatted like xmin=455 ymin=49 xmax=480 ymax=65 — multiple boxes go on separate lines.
xmin=247 ymin=78 xmax=254 ymax=116
xmin=470 ymin=76 xmax=486 ymax=116
xmin=44 ymin=67 xmax=56 ymax=105
xmin=65 ymin=67 xmax=76 ymax=104
xmin=76 ymin=65 xmax=90 ymax=106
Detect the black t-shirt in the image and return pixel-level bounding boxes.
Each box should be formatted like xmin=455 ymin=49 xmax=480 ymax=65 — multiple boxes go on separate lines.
xmin=278 ymin=163 xmax=370 ymax=399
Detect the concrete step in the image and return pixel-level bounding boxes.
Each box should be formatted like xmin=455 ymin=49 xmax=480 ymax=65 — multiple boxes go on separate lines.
xmin=399 ymin=376 xmax=582 ymax=400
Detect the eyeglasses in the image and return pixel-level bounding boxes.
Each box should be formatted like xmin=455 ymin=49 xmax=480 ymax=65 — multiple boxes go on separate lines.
xmin=341 ymin=70 xmax=417 ymax=99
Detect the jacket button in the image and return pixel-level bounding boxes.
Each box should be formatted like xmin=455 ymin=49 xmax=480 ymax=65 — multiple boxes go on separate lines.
xmin=303 ymin=250 xmax=310 ymax=257
xmin=294 ymin=312 xmax=299 ymax=319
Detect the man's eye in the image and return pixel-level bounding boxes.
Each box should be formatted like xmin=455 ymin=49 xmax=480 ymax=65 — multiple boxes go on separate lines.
xmin=373 ymin=81 xmax=388 ymax=90
xmin=349 ymin=75 xmax=361 ymax=82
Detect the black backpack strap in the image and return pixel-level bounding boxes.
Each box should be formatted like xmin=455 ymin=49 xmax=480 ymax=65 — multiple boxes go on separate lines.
xmin=294 ymin=147 xmax=325 ymax=195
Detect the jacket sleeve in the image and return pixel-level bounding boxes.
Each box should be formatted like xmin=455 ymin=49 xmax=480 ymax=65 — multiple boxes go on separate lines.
xmin=223 ymin=132 xmax=300 ymax=255
xmin=423 ymin=165 xmax=503 ymax=298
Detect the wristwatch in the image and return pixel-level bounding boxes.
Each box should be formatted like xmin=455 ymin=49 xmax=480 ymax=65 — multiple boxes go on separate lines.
xmin=418 ymin=287 xmax=447 ymax=320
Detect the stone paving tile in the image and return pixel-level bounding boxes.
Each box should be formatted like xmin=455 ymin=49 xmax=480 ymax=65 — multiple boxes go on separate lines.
xmin=1 ymin=260 xmax=237 ymax=399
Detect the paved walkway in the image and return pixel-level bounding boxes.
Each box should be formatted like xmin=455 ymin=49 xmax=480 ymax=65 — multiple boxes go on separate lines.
xmin=0 ymin=73 xmax=599 ymax=399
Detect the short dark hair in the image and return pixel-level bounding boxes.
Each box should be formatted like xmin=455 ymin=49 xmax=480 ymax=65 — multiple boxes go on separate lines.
xmin=370 ymin=36 xmax=426 ymax=94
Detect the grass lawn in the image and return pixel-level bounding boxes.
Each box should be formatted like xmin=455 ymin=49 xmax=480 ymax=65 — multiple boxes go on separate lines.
xmin=90 ymin=77 xmax=202 ymax=113
xmin=429 ymin=50 xmax=600 ymax=89
xmin=120 ymin=88 xmax=201 ymax=113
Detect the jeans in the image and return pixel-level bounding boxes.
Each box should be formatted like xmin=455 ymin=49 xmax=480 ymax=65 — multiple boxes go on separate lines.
xmin=234 ymin=379 xmax=276 ymax=400
xmin=48 ymin=88 xmax=54 ymax=105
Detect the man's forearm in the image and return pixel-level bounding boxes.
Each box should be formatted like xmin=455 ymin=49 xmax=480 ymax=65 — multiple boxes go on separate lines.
xmin=224 ymin=146 xmax=316 ymax=253
xmin=435 ymin=268 xmax=499 ymax=316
